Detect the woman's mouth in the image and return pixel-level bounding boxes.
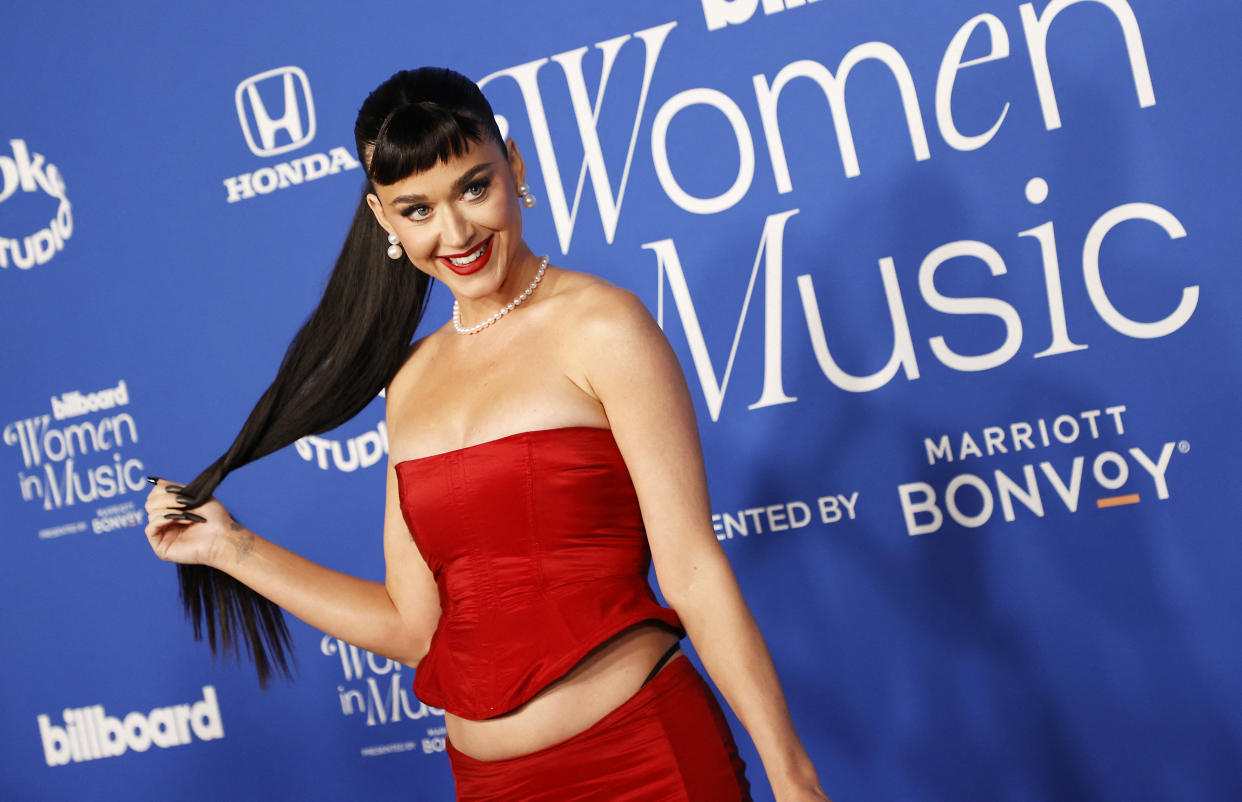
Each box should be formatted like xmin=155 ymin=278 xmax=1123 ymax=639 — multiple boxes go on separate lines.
xmin=438 ymin=237 xmax=494 ymax=276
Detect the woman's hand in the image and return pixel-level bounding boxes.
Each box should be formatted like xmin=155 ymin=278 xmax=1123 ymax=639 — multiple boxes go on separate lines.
xmin=142 ymin=478 xmax=234 ymax=567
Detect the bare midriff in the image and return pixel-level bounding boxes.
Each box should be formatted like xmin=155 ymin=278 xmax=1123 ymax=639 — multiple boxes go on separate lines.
xmin=444 ymin=622 xmax=682 ymax=761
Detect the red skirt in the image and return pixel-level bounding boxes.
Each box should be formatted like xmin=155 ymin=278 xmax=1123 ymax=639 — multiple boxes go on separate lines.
xmin=446 ymin=657 xmax=752 ymax=801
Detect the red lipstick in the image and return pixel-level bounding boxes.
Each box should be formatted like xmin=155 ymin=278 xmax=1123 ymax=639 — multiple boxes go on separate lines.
xmin=438 ymin=236 xmax=494 ymax=276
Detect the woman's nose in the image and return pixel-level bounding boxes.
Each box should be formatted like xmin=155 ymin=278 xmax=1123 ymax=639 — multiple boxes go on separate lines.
xmin=440 ymin=207 xmax=473 ymax=250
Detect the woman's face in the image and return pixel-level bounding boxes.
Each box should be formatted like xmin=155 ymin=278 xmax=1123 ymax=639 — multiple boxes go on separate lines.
xmin=366 ymin=137 xmax=528 ymax=302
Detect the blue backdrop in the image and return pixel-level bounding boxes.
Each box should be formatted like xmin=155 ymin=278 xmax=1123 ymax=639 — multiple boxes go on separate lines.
xmin=3 ymin=1 xmax=1240 ymax=799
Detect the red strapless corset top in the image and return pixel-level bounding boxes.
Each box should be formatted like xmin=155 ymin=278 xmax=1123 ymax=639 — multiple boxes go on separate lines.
xmin=394 ymin=426 xmax=684 ymax=720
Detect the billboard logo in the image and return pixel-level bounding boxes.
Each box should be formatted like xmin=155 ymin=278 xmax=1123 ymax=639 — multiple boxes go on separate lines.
xmin=701 ymin=0 xmax=822 ymax=31
xmin=51 ymin=379 xmax=130 ymax=421
xmin=235 ymin=66 xmax=316 ymax=157
xmin=37 ymin=686 xmax=224 ymax=766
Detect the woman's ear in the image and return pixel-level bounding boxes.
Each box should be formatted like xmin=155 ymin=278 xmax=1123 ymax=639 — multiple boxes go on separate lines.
xmin=506 ymin=138 xmax=527 ymax=190
xmin=366 ymin=192 xmax=394 ymax=235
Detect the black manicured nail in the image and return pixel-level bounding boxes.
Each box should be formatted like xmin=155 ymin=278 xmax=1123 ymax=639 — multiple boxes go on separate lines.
xmin=164 ymin=485 xmax=185 ymax=494
xmin=146 ymin=476 xmax=160 ymax=485
xmin=163 ymin=511 xmax=206 ymax=523
xmin=175 ymin=494 xmax=194 ymax=504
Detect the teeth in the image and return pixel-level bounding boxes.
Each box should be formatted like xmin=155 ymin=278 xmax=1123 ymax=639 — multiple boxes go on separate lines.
xmin=447 ymin=240 xmax=487 ymax=267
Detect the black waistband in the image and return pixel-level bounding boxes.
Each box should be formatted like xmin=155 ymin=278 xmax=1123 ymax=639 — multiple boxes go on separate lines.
xmin=640 ymin=641 xmax=683 ymax=687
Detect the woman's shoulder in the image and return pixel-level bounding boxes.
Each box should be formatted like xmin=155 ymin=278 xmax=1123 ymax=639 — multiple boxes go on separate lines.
xmin=545 ymin=267 xmax=653 ymax=334
xmin=544 ymin=266 xmax=684 ymax=409
xmin=541 ymin=267 xmax=667 ymax=378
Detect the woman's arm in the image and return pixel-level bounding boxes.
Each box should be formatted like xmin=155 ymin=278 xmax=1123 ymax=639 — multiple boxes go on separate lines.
xmin=144 ymin=403 xmax=440 ymax=667
xmin=568 ymin=284 xmax=830 ymax=802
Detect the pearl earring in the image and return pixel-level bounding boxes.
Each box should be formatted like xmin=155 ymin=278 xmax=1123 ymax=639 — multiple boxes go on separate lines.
xmin=517 ymin=184 xmax=537 ymax=209
xmin=386 ymin=233 xmax=403 ymax=260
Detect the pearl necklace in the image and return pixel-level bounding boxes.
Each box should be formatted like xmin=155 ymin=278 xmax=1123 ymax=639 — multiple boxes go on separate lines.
xmin=452 ymin=255 xmax=549 ymax=335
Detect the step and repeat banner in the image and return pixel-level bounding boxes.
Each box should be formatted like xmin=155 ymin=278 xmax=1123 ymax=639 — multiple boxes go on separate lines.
xmin=3 ymin=0 xmax=1239 ymax=799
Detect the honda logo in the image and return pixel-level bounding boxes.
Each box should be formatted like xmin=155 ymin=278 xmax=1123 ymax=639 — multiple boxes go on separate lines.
xmin=234 ymin=66 xmax=317 ymax=157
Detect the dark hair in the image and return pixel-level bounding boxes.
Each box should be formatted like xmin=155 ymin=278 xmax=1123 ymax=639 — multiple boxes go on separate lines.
xmin=174 ymin=67 xmax=505 ymax=686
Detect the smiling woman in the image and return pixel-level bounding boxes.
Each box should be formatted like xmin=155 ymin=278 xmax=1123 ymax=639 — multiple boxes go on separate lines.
xmin=141 ymin=67 xmax=829 ymax=802
xmin=364 ymin=132 xmax=546 ymax=335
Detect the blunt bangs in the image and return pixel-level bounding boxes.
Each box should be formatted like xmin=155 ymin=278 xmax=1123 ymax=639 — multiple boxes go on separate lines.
xmin=368 ymin=103 xmax=492 ymax=186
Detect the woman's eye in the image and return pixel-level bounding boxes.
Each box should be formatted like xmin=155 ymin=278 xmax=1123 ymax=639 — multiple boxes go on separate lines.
xmin=464 ymin=180 xmax=489 ymax=200
xmin=404 ymin=204 xmax=431 ymax=220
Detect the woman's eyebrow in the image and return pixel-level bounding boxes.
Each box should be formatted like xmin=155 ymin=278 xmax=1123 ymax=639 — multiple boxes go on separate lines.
xmin=451 ymin=164 xmax=493 ymax=194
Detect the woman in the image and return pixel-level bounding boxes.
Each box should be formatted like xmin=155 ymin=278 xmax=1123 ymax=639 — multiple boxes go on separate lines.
xmin=145 ymin=67 xmax=829 ymax=801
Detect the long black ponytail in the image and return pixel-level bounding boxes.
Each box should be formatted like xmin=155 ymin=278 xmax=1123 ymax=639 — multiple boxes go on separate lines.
xmin=175 ymin=67 xmax=505 ymax=686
